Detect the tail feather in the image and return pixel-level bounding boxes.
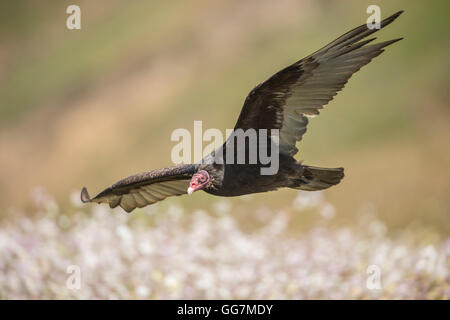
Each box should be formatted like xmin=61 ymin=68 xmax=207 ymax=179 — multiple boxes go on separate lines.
xmin=293 ymin=165 xmax=344 ymax=191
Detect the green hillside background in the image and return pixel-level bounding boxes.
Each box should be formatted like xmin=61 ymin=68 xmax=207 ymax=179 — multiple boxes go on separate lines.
xmin=0 ymin=0 xmax=449 ymax=235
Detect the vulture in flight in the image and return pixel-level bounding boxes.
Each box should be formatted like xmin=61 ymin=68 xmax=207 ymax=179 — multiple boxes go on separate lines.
xmin=81 ymin=11 xmax=403 ymax=212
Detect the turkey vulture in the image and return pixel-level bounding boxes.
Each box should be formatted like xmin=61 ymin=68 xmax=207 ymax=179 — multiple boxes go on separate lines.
xmin=81 ymin=11 xmax=403 ymax=212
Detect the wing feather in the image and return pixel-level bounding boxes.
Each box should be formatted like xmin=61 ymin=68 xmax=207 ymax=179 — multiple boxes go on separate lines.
xmin=81 ymin=164 xmax=197 ymax=212
xmin=233 ymin=11 xmax=403 ymax=157
xmin=131 ymin=192 xmax=148 ymax=208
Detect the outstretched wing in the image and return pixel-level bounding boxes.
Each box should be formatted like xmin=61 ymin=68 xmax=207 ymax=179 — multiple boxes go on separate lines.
xmin=81 ymin=164 xmax=197 ymax=212
xmin=234 ymin=11 xmax=403 ymax=156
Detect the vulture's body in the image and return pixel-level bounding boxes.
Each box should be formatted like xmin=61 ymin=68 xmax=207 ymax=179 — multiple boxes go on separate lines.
xmin=81 ymin=11 xmax=403 ymax=213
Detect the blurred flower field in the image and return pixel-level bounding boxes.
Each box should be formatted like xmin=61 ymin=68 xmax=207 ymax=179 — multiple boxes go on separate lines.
xmin=0 ymin=189 xmax=448 ymax=299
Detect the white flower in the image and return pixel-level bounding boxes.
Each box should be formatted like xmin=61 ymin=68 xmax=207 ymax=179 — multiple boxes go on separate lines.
xmin=292 ymin=191 xmax=324 ymax=211
xmin=319 ymin=203 xmax=336 ymax=219
xmin=136 ymin=285 xmax=150 ymax=298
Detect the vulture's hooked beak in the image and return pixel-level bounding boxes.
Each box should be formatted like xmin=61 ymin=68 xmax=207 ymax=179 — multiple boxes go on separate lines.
xmin=187 ymin=187 xmax=195 ymax=195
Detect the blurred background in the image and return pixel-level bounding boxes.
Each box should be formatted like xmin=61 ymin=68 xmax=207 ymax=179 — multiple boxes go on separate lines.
xmin=0 ymin=0 xmax=449 ymax=299
xmin=1 ymin=0 xmax=449 ymax=233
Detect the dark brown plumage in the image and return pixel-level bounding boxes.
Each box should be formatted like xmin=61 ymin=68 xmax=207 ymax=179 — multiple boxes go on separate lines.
xmin=81 ymin=11 xmax=403 ymax=212
xmin=81 ymin=165 xmax=196 ymax=212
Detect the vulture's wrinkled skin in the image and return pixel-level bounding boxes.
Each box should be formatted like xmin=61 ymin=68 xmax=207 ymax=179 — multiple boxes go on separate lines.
xmin=81 ymin=11 xmax=403 ymax=212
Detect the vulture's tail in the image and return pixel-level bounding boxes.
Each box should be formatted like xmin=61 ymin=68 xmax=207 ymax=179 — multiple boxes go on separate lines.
xmin=293 ymin=165 xmax=344 ymax=191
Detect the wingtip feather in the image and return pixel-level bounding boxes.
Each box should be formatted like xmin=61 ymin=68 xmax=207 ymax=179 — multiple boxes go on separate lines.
xmin=378 ymin=37 xmax=404 ymax=49
xmin=381 ymin=10 xmax=404 ymax=28
xmin=80 ymin=187 xmax=91 ymax=203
